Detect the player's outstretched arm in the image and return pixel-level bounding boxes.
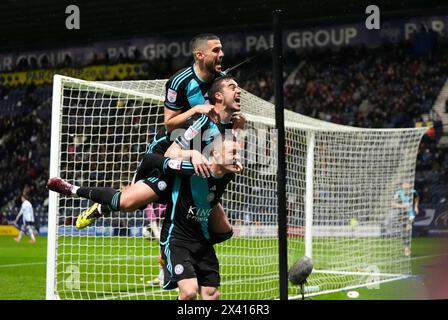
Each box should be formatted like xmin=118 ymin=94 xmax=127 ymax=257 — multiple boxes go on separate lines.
xmin=165 ymin=104 xmax=215 ymax=132
xmin=143 ymin=153 xmax=196 ymax=177
xmin=133 ymin=148 xmax=209 ymax=181
xmin=414 ymin=193 xmax=420 ymax=215
xmin=165 ymin=141 xmax=211 ymax=178
xmin=14 ymin=210 xmax=23 ymax=225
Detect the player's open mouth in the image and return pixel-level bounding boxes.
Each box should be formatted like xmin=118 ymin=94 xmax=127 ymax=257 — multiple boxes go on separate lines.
xmin=234 ymin=96 xmax=241 ymax=107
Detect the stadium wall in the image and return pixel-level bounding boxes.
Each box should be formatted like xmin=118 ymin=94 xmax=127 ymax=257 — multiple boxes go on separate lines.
xmin=36 ymin=206 xmax=447 ymax=238
xmin=0 ymin=63 xmax=146 ymax=86
xmin=0 ymin=226 xmax=19 ymax=236
xmin=1 ymin=14 xmax=447 ymax=72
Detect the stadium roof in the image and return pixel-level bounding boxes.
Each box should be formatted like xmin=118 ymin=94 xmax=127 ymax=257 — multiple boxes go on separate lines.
xmin=0 ymin=0 xmax=447 ymax=53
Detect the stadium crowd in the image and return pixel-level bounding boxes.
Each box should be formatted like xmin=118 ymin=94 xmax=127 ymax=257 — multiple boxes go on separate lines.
xmin=1 ymin=37 xmax=447 ymax=227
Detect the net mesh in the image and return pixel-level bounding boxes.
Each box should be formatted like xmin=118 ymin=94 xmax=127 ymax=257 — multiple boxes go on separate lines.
xmin=49 ymin=76 xmax=427 ymax=299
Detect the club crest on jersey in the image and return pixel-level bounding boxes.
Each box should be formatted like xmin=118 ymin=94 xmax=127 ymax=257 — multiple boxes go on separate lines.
xmin=206 ymin=192 xmax=215 ymax=202
xmin=168 ymin=159 xmax=182 ymax=170
xmin=157 ymin=181 xmax=167 ymax=191
xmin=184 ymin=127 xmax=199 ymax=141
xmin=167 ymin=89 xmax=177 ymax=103
xmin=174 ymin=264 xmax=184 ymax=275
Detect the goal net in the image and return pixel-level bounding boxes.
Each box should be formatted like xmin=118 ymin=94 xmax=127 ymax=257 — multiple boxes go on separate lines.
xmin=47 ymin=75 xmax=427 ymax=300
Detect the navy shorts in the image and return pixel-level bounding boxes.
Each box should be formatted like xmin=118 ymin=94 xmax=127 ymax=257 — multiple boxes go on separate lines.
xmin=160 ymin=240 xmax=220 ymax=290
xmin=136 ymin=168 xmax=171 ymax=205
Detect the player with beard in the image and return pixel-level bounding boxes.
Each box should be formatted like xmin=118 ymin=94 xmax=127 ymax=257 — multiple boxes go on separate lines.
xmin=65 ymin=35 xmax=242 ymax=243
xmin=47 ymin=76 xmax=244 ymax=246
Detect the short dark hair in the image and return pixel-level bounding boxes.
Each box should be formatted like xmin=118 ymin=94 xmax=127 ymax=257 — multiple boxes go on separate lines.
xmin=191 ymin=33 xmax=220 ymax=52
xmin=207 ymin=75 xmax=235 ymax=105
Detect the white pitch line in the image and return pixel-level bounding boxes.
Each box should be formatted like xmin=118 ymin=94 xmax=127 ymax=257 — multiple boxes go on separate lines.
xmin=0 ymin=262 xmax=46 ymax=268
xmin=52 ymin=253 xmax=436 ymax=301
xmin=2 ymin=253 xmax=444 ymax=270
xmin=409 ymin=253 xmax=448 ymax=261
xmin=100 ymin=275 xmax=275 ymax=300
xmin=68 ymin=252 xmax=448 ymax=300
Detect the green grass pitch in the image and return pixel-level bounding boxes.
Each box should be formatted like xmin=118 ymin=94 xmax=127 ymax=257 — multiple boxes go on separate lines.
xmin=0 ymin=235 xmax=441 ymax=300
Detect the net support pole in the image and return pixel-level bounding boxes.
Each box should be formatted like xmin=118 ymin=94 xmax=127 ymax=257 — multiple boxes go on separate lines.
xmin=46 ymin=75 xmax=62 ymax=300
xmin=272 ymin=9 xmax=288 ymax=300
xmin=304 ymin=132 xmax=315 ymax=258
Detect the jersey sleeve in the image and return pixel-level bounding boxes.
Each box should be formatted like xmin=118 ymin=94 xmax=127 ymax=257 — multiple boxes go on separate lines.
xmin=164 ymin=77 xmax=187 ymax=111
xmin=16 ymin=206 xmax=24 ymax=221
xmin=145 ymin=153 xmax=195 ymax=177
xmin=411 ymin=189 xmax=420 ymax=198
xmin=212 ymin=173 xmax=235 ymax=205
xmin=218 ymin=121 xmax=233 ymax=131
xmin=19 ymin=203 xmax=25 ymax=215
xmin=174 ymin=114 xmax=210 ymax=150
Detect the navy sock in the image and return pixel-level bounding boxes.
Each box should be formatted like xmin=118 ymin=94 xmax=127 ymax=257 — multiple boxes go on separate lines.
xmin=76 ymin=187 xmax=121 ymax=211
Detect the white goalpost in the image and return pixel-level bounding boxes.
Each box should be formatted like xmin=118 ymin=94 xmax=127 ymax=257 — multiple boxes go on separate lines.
xmin=46 ymin=75 xmax=427 ymax=300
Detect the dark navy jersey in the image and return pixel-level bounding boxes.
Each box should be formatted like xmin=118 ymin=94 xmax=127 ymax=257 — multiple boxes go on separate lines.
xmin=158 ymin=113 xmax=235 ymax=243
xmin=139 ymin=113 xmax=234 ymax=203
xmin=164 ymin=65 xmax=222 ymax=112
xmin=146 ymin=129 xmax=171 ymax=155
xmin=174 ymin=113 xmax=222 ymax=153
xmin=148 ymin=115 xmax=232 ymax=156
xmin=160 ymin=172 xmax=235 ymax=244
xmin=144 ymin=65 xmax=225 ymax=156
